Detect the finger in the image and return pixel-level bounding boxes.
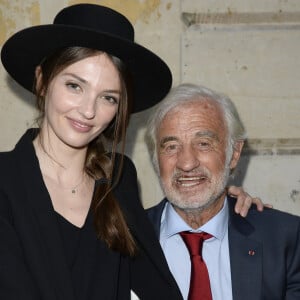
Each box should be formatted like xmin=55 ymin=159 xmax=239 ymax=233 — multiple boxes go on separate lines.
xmin=228 ymin=186 xmax=247 ymax=214
xmin=234 ymin=193 xmax=250 ymax=215
xmin=227 ymin=185 xmax=241 ymax=197
xmin=239 ymin=198 xmax=272 ymax=217
xmin=251 ymin=197 xmax=264 ymax=211
xmin=239 ymin=195 xmax=253 ymax=217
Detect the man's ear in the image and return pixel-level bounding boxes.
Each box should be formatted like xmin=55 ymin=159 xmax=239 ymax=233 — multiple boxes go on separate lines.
xmin=35 ymin=66 xmax=43 ymax=94
xmin=229 ymin=140 xmax=244 ymax=170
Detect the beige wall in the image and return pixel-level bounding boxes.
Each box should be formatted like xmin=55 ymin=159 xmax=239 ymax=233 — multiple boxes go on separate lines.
xmin=1 ymin=0 xmax=299 ymax=214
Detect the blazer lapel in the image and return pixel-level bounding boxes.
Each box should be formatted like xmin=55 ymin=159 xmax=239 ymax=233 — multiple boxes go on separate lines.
xmin=116 ymin=180 xmax=180 ymax=294
xmin=146 ymin=198 xmax=167 ymax=237
xmin=125 ymin=201 xmax=179 ymax=286
xmin=15 ymin=130 xmax=75 ymax=300
xmin=228 ymin=198 xmax=262 ymax=300
xmin=143 ymin=199 xmax=184 ymax=295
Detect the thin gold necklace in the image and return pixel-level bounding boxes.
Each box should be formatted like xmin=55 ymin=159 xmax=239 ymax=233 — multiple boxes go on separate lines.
xmin=36 ymin=135 xmax=86 ymax=194
xmin=71 ymin=175 xmax=85 ymax=194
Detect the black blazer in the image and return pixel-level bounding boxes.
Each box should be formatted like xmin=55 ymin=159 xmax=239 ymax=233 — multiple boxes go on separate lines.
xmin=0 ymin=129 xmax=182 ymax=300
xmin=147 ymin=197 xmax=300 ymax=300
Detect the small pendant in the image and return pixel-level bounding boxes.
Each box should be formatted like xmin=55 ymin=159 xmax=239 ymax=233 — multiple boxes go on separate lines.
xmin=72 ymin=189 xmax=76 ymax=194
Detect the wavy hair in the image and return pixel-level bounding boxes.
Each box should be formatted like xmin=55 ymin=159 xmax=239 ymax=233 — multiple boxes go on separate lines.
xmin=35 ymin=46 xmax=136 ymax=256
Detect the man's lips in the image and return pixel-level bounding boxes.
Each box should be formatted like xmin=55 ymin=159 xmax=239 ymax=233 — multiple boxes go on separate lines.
xmin=175 ymin=176 xmax=208 ymax=187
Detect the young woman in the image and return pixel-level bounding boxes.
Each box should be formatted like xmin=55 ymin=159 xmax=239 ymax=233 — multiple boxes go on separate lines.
xmin=0 ymin=4 xmax=264 ymax=300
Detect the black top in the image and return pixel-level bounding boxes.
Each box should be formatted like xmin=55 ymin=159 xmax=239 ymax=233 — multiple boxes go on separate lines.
xmin=0 ymin=129 xmax=183 ymax=300
xmin=55 ymin=212 xmax=81 ymax=270
xmin=54 ymin=208 xmax=125 ymax=299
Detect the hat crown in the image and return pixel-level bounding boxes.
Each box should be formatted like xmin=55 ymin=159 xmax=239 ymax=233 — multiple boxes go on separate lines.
xmin=54 ymin=4 xmax=134 ymax=42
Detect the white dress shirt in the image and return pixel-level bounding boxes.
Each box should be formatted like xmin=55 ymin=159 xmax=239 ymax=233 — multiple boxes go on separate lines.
xmin=159 ymin=198 xmax=233 ymax=300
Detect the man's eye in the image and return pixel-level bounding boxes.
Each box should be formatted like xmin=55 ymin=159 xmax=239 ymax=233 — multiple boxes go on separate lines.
xmin=198 ymin=140 xmax=213 ymax=150
xmin=200 ymin=142 xmax=209 ymax=147
xmin=162 ymin=144 xmax=179 ymax=154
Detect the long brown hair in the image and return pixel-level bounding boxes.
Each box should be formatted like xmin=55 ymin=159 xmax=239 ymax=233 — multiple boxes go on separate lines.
xmin=35 ymin=46 xmax=136 ymax=256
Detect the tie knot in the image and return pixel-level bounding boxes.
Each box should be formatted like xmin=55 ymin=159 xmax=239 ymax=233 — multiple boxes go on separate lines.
xmin=180 ymin=231 xmax=213 ymax=256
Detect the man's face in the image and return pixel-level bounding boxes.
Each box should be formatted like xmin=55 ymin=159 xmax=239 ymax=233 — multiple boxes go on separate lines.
xmin=157 ymin=99 xmax=240 ymax=211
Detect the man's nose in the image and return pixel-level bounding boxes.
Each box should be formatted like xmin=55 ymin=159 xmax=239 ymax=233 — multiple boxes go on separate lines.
xmin=176 ymin=146 xmax=200 ymax=171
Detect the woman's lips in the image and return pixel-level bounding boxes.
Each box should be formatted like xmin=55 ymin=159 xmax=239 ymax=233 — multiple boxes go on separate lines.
xmin=68 ymin=118 xmax=93 ymax=133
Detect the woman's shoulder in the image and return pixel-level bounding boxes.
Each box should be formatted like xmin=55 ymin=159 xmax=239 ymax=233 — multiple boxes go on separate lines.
xmin=0 ymin=149 xmax=17 ymax=173
xmin=113 ymin=153 xmax=138 ymax=181
xmin=111 ymin=153 xmax=140 ymax=206
xmin=0 ymin=129 xmax=37 ymax=163
xmin=115 ymin=153 xmax=136 ymax=168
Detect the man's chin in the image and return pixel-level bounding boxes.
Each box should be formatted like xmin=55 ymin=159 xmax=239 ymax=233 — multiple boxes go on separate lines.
xmin=167 ymin=190 xmax=226 ymax=212
xmin=168 ymin=196 xmax=212 ymax=211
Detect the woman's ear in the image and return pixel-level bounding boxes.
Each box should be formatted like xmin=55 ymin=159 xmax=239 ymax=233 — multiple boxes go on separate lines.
xmin=229 ymin=140 xmax=244 ymax=170
xmin=35 ymin=66 xmax=43 ymax=95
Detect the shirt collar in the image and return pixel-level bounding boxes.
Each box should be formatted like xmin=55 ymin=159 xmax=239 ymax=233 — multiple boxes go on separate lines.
xmin=161 ymin=197 xmax=229 ymax=241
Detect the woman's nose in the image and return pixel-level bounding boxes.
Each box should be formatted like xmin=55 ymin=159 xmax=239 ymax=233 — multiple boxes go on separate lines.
xmin=78 ymin=96 xmax=96 ymax=119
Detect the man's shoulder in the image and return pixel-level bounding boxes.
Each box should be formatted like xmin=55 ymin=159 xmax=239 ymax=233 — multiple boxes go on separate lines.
xmin=228 ymin=196 xmax=300 ymax=238
xmin=247 ymin=205 xmax=300 ymax=223
xmin=235 ymin=205 xmax=300 ymax=239
xmin=228 ymin=195 xmax=300 ymax=224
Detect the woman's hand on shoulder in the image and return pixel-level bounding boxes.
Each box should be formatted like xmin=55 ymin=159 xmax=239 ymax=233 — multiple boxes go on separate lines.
xmin=228 ymin=186 xmax=273 ymax=217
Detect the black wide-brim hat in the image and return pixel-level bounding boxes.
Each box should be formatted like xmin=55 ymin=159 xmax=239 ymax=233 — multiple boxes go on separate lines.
xmin=1 ymin=4 xmax=172 ymax=113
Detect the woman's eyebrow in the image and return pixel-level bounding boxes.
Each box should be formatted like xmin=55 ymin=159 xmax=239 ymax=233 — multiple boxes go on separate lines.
xmin=61 ymin=73 xmax=121 ymax=95
xmin=62 ymin=72 xmax=87 ymax=83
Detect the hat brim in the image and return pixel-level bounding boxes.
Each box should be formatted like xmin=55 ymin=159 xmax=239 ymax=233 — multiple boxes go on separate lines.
xmin=1 ymin=24 xmax=172 ymax=113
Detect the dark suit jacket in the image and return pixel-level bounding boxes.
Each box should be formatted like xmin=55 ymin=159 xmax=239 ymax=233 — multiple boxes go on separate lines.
xmin=0 ymin=129 xmax=182 ymax=300
xmin=147 ymin=197 xmax=300 ymax=300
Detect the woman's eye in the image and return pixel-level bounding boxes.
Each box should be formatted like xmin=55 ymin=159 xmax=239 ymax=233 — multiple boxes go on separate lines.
xmin=102 ymin=95 xmax=119 ymax=105
xmin=66 ymin=82 xmax=81 ymax=91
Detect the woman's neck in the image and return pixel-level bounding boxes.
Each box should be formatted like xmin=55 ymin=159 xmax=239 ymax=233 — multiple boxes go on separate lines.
xmin=33 ymin=128 xmax=94 ymax=228
xmin=33 ymin=132 xmax=87 ymax=186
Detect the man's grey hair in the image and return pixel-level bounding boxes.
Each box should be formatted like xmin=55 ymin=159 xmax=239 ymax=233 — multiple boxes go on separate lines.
xmin=145 ymin=83 xmax=247 ymax=173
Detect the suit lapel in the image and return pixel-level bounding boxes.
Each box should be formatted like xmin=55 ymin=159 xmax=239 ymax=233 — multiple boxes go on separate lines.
xmin=228 ymin=198 xmax=262 ymax=300
xmin=15 ymin=129 xmax=75 ymax=300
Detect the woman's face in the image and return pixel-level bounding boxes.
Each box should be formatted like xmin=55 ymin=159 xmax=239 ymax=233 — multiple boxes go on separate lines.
xmin=39 ymin=53 xmax=121 ymax=149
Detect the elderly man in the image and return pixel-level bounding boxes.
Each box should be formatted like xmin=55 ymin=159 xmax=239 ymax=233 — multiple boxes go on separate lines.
xmin=146 ymin=83 xmax=300 ymax=300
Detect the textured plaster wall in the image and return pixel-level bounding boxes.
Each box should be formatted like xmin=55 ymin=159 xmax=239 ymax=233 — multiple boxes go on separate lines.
xmin=0 ymin=0 xmax=299 ymax=214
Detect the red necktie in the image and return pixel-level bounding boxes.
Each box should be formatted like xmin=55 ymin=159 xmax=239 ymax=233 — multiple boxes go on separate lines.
xmin=180 ymin=231 xmax=213 ymax=300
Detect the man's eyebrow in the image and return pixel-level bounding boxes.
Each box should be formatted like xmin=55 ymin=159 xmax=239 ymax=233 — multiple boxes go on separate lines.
xmin=159 ymin=136 xmax=178 ymax=147
xmin=195 ymin=131 xmax=219 ymax=141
